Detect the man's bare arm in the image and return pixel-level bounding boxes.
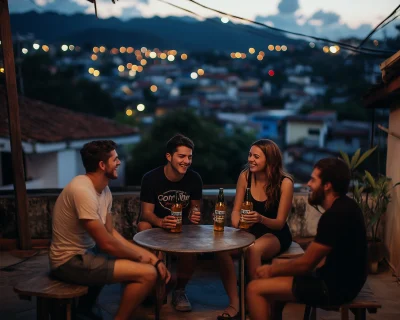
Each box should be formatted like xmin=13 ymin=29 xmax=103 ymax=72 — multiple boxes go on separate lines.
xmin=270 ymin=241 xmax=332 ymax=277
xmin=81 ymin=219 xmax=157 ymax=264
xmin=141 ymin=201 xmax=163 ymax=227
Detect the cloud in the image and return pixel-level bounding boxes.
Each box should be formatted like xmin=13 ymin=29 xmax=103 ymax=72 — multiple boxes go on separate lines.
xmin=310 ymin=10 xmax=340 ymax=26
xmin=9 ymin=0 xmax=89 ymax=15
xmin=277 ymin=0 xmax=299 ymax=14
xmin=9 ymin=0 xmax=146 ymax=18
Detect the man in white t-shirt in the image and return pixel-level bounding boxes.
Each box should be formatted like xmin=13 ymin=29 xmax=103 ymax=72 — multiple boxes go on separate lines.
xmin=49 ymin=140 xmax=170 ymax=320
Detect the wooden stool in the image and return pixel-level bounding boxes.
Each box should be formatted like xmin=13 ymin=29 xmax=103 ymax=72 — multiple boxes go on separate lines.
xmin=303 ymin=282 xmax=382 ymax=320
xmin=14 ymin=272 xmax=88 ymax=320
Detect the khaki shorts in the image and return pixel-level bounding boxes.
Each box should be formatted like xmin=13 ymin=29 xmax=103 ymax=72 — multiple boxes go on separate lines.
xmin=51 ymin=251 xmax=115 ymax=286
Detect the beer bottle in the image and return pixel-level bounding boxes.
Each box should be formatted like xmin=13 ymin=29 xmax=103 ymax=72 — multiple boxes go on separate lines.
xmin=170 ymin=191 xmax=182 ymax=233
xmin=239 ymin=188 xmax=253 ymax=230
xmin=214 ymin=188 xmax=225 ymax=232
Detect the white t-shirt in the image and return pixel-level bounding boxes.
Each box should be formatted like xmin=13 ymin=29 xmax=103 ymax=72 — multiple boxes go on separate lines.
xmin=49 ymin=175 xmax=112 ymax=270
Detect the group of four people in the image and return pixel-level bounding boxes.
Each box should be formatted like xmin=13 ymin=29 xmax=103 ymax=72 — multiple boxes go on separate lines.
xmin=49 ymin=134 xmax=367 ymax=320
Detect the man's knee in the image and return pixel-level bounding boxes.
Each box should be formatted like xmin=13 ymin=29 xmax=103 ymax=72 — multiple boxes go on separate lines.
xmin=246 ymin=280 xmax=260 ymax=297
xmin=137 ymin=221 xmax=153 ymax=232
xmin=141 ymin=265 xmax=158 ymax=284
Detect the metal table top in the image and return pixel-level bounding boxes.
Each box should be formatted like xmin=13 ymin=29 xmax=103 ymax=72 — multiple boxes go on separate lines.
xmin=133 ymin=225 xmax=255 ymax=253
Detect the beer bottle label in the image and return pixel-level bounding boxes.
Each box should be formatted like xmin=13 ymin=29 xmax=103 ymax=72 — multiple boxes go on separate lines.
xmin=240 ymin=209 xmax=250 ymax=222
xmin=214 ymin=210 xmax=225 ymax=223
xmin=172 ymin=211 xmax=182 ymax=224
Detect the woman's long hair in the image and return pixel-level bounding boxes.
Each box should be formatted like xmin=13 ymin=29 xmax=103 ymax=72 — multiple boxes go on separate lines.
xmin=245 ymin=139 xmax=292 ymax=209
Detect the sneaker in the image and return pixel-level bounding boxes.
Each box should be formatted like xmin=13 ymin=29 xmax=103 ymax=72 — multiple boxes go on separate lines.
xmin=171 ymin=289 xmax=192 ymax=312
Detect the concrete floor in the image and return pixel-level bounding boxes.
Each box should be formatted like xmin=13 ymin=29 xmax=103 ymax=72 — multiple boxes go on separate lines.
xmin=0 ymin=250 xmax=399 ymax=320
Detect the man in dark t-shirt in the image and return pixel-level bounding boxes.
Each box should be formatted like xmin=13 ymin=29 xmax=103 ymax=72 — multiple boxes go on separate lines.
xmin=246 ymin=158 xmax=368 ymax=320
xmin=138 ymin=134 xmax=203 ymax=312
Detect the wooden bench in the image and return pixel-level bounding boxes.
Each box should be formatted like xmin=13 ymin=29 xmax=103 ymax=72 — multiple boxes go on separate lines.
xmin=303 ymin=282 xmax=382 ymax=320
xmin=14 ymin=272 xmax=88 ymax=320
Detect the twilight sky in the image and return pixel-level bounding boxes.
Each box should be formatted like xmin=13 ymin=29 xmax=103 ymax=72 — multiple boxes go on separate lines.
xmin=10 ymin=0 xmax=400 ymax=40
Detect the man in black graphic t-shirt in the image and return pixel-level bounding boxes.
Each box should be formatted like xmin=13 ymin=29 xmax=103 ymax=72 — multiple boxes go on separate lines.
xmin=246 ymin=158 xmax=368 ymax=320
xmin=139 ymin=134 xmax=203 ymax=312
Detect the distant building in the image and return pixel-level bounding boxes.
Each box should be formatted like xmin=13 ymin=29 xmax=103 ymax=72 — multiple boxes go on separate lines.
xmin=0 ymin=90 xmax=139 ymax=189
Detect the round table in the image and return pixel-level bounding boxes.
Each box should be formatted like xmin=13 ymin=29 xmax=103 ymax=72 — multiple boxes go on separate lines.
xmin=133 ymin=225 xmax=255 ymax=320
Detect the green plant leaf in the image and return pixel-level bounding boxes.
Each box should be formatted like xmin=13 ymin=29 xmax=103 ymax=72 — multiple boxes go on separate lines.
xmin=364 ymin=170 xmax=376 ymax=189
xmin=350 ymin=149 xmax=361 ymax=168
xmin=339 ymin=150 xmax=351 ymax=167
xmin=354 ymin=145 xmax=377 ymax=170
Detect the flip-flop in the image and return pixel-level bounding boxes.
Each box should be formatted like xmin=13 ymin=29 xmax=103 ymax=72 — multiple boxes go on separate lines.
xmin=217 ymin=305 xmax=240 ymax=319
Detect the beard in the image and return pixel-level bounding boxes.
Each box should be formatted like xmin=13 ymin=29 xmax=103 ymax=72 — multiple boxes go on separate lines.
xmin=308 ymin=186 xmax=325 ymax=206
xmin=105 ymin=168 xmax=118 ymax=180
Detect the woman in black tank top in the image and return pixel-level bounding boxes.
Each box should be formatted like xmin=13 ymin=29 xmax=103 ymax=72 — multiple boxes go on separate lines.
xmin=216 ymin=139 xmax=293 ymax=320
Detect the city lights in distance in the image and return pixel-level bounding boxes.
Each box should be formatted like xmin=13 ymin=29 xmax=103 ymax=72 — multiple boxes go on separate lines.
xmin=99 ymin=46 xmax=106 ymax=53
xmin=93 ymin=70 xmax=100 ymax=77
xmin=190 ymin=72 xmax=198 ymax=79
xmin=160 ymin=53 xmax=167 ymax=59
xmin=275 ymin=45 xmax=281 ymax=51
xmin=22 ymin=48 xmax=28 ymax=54
xmin=141 ymin=47 xmax=147 ymax=53
xmin=150 ymin=85 xmax=158 ymax=92
xmin=131 ymin=65 xmax=138 ymax=71
xmin=149 ymin=51 xmax=157 ymax=58
xmin=166 ymin=78 xmax=173 ymax=84
xmin=181 ymin=53 xmax=188 ymax=60
xmin=249 ymin=48 xmax=255 ymax=54
xmin=197 ymin=68 xmax=205 ymax=76
xmin=373 ymin=39 xmax=379 ymax=46
xmin=118 ymin=65 xmax=125 ymax=72
xmin=241 ymin=53 xmax=246 ymax=59
xmin=120 ymin=47 xmax=126 ymax=53
xmin=91 ymin=54 xmax=98 ymax=61
xmin=93 ymin=47 xmax=99 ymax=53
xmin=129 ymin=70 xmax=136 ymax=77
xmin=126 ymin=108 xmax=133 ymax=116
xmin=127 ymin=47 xmax=134 ymax=54
xmin=281 ymin=45 xmax=287 ymax=51
xmin=33 ymin=43 xmax=40 ymax=50
xmin=69 ymin=45 xmax=75 ymax=51
xmin=257 ymin=55 xmax=263 ymax=61
xmin=167 ymin=55 xmax=175 ymax=61
xmin=137 ymin=66 xmax=143 ymax=72
xmin=329 ymin=45 xmax=340 ymax=54
xmin=137 ymin=104 xmax=145 ymax=112
xmin=140 ymin=59 xmax=147 ymax=66
xmin=0 ymin=68 xmax=4 ymax=73
xmin=268 ymin=45 xmax=274 ymax=51
xmin=127 ymin=63 xmax=133 ymax=69
xmin=235 ymin=52 xmax=241 ymax=58
xmin=323 ymin=46 xmax=329 ymax=53
xmin=268 ymin=70 xmax=275 ymax=77
xmin=61 ymin=45 xmax=68 ymax=51
xmin=221 ymin=17 xmax=229 ymax=23
xmin=309 ymin=42 xmax=315 ymax=48
xmin=42 ymin=45 xmax=49 ymax=52
xmin=88 ymin=67 xmax=94 ymax=74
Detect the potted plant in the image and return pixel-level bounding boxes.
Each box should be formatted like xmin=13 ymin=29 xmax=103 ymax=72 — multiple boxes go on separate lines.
xmin=340 ymin=147 xmax=399 ymax=273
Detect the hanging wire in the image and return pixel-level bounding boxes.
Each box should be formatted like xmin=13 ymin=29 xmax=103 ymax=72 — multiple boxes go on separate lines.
xmin=183 ymin=0 xmax=397 ymax=55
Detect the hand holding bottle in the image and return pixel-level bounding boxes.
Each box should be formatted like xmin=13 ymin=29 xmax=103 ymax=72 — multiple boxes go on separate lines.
xmin=189 ymin=205 xmax=201 ymax=224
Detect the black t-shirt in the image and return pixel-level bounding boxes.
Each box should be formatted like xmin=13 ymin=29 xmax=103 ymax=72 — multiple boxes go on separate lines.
xmin=140 ymin=166 xmax=203 ymax=221
xmin=315 ymin=196 xmax=368 ymax=303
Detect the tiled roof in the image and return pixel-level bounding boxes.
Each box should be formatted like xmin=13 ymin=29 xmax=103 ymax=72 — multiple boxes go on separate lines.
xmin=0 ymin=88 xmax=138 ymax=143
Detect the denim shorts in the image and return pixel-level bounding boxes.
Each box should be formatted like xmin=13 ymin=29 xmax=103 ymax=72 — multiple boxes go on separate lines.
xmin=51 ymin=250 xmax=115 ymax=286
